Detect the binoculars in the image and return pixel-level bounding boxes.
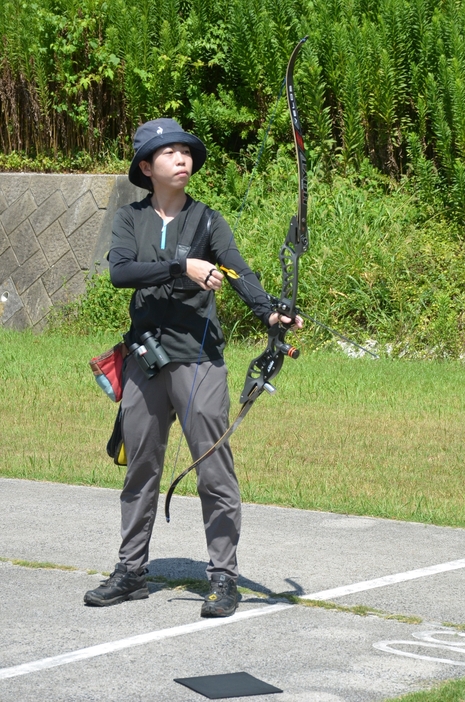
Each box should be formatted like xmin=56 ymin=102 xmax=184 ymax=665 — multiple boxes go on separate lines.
xmin=128 ymin=331 xmax=170 ymax=378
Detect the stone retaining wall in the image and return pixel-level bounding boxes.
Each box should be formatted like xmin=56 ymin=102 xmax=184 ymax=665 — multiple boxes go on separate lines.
xmin=0 ymin=173 xmax=144 ymax=330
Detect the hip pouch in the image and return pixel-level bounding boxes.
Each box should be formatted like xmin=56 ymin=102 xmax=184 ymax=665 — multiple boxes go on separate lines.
xmin=89 ymin=342 xmax=128 ymax=402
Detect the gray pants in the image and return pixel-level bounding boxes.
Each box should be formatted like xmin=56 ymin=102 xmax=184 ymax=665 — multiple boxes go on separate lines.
xmin=119 ymin=355 xmax=241 ymax=580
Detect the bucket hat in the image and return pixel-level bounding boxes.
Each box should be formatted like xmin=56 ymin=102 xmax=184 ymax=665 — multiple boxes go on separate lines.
xmin=129 ymin=118 xmax=207 ymax=190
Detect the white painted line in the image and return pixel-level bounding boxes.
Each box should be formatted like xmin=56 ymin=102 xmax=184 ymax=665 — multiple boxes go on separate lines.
xmin=0 ymin=603 xmax=292 ymax=680
xmin=373 ymin=639 xmax=465 ymax=666
xmin=414 ymin=630 xmax=465 ymax=647
xmin=303 ymin=558 xmax=465 ymax=601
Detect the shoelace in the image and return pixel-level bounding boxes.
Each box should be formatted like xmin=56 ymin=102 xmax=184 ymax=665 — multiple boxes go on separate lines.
xmin=105 ymin=569 xmax=125 ymax=585
xmin=211 ymin=581 xmax=228 ymax=595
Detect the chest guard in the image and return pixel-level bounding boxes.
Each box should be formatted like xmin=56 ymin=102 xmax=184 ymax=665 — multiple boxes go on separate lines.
xmin=173 ymin=205 xmax=215 ymax=290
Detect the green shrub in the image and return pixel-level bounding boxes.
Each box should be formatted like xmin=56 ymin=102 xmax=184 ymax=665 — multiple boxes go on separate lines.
xmin=48 ymin=157 xmax=465 ymax=358
xmin=48 ymin=269 xmax=132 ymax=336
xmin=2 ymin=0 xmax=465 ymax=219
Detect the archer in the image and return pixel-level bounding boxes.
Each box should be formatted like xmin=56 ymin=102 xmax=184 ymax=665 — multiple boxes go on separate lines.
xmin=83 ymin=117 xmax=301 ymax=617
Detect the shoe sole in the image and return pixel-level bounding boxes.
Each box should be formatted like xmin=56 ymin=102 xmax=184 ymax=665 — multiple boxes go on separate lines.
xmin=84 ymin=587 xmax=149 ymax=607
xmin=201 ymin=603 xmax=237 ymax=617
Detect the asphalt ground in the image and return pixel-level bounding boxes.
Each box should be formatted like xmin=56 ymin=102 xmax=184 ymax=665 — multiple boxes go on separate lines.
xmin=1 ymin=477 xmax=465 ymax=701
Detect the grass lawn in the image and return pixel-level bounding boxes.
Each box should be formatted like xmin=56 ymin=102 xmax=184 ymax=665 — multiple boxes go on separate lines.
xmin=2 ymin=328 xmax=465 ymax=527
xmin=2 ymin=328 xmax=465 ymax=702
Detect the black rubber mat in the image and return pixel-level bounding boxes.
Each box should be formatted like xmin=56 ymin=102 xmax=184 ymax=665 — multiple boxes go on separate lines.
xmin=174 ymin=671 xmax=283 ymax=698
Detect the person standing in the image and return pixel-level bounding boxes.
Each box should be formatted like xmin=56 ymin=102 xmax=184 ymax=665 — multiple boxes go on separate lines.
xmin=84 ymin=118 xmax=302 ymax=616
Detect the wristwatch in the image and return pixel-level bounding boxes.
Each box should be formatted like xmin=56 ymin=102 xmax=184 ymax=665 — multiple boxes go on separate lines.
xmin=169 ymin=260 xmax=183 ymax=278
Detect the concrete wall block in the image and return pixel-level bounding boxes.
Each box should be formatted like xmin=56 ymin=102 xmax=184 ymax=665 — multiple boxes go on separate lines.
xmin=0 ymin=247 xmax=19 ymax=286
xmin=60 ymin=174 xmax=94 ymax=207
xmin=0 ymin=173 xmax=143 ymax=330
xmin=115 ymin=176 xmax=146 ymax=206
xmin=90 ymin=175 xmax=117 ymax=208
xmin=41 ymin=250 xmax=80 ymax=296
xmin=0 ymin=190 xmax=8 ymax=214
xmin=29 ymin=190 xmax=67 ymax=236
xmin=29 ymin=174 xmax=64 ymax=206
xmin=0 ymin=174 xmax=31 ymax=206
xmin=0 ymin=277 xmax=23 ymax=323
xmin=38 ymin=220 xmax=70 ymax=265
xmin=22 ymin=277 xmax=52 ymax=325
xmin=0 ymin=190 xmax=37 ymax=235
xmin=9 ymin=219 xmax=40 ymax=265
xmin=0 ymin=221 xmax=9 ymax=256
xmin=68 ymin=210 xmax=105 ymax=268
xmin=32 ymin=315 xmax=51 ymax=333
xmin=3 ymin=305 xmax=31 ymax=330
xmin=60 ymin=190 xmax=98 ymax=237
xmin=12 ymin=249 xmax=49 ymax=295
xmin=51 ymin=271 xmax=86 ymax=304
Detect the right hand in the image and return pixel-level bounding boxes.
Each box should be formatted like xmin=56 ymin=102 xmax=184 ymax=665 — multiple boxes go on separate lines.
xmin=186 ymin=259 xmax=224 ymax=291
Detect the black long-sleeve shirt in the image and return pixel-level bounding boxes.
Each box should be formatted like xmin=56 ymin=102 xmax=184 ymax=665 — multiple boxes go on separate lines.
xmin=109 ymin=195 xmax=272 ymax=363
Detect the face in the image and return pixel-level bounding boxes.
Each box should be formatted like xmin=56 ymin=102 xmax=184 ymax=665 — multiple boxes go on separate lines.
xmin=139 ymin=143 xmax=193 ymax=191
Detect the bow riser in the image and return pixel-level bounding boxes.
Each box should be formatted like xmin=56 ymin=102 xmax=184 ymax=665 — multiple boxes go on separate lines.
xmin=277 ymin=214 xmax=305 ymax=318
xmin=239 ymin=336 xmax=284 ymax=404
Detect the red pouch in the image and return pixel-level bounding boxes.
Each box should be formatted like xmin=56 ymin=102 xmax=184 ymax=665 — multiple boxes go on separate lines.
xmin=89 ymin=342 xmax=127 ymax=403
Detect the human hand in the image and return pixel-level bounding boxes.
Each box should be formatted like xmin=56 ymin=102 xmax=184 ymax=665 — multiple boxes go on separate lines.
xmin=185 ymin=260 xmax=224 ymax=291
xmin=268 ymin=312 xmax=304 ymax=331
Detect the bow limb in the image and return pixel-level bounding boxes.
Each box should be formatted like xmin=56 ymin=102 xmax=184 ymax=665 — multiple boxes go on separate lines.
xmin=275 ymin=36 xmax=309 ymax=314
xmin=165 ymin=386 xmax=261 ymax=522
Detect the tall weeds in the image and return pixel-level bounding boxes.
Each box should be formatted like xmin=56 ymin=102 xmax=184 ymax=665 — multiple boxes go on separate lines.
xmin=1 ymin=0 xmax=465 ymax=216
xmin=50 ymin=159 xmax=465 ymax=357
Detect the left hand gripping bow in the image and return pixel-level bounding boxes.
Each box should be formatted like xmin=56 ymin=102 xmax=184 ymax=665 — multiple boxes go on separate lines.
xmin=165 ymin=37 xmax=309 ymax=522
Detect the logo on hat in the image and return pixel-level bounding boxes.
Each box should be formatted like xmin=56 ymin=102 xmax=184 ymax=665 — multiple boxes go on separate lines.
xmin=157 ymin=127 xmax=163 ymax=134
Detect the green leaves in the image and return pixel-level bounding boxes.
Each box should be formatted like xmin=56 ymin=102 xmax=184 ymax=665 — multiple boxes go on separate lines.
xmin=2 ymin=0 xmax=465 ymax=210
xmin=3 ymin=0 xmax=465 ymax=356
xmin=49 ymin=269 xmax=132 ymax=334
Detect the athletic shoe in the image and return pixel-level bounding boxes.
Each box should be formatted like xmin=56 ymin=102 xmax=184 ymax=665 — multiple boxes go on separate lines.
xmin=201 ymin=573 xmax=238 ymax=617
xmin=84 ymin=563 xmax=149 ymax=607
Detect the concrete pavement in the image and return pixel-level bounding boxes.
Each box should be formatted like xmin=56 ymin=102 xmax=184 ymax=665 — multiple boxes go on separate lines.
xmin=1 ymin=477 xmax=465 ymax=701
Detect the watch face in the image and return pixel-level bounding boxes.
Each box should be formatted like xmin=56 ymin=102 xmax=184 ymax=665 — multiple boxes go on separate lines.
xmin=170 ymin=261 xmax=182 ymax=277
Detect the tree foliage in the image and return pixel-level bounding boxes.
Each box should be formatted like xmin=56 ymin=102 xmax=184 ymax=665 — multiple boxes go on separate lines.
xmin=4 ymin=0 xmax=465 ymax=355
xmin=1 ymin=0 xmax=465 ymax=216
